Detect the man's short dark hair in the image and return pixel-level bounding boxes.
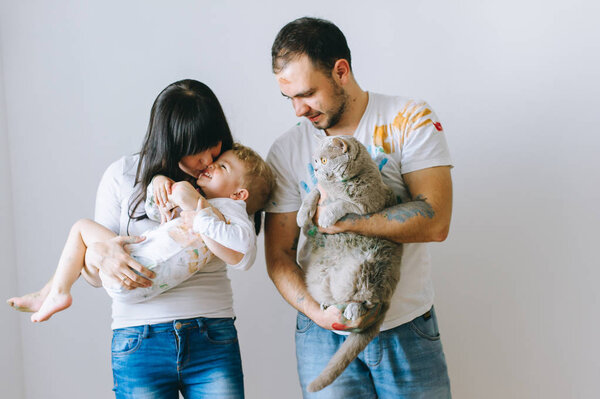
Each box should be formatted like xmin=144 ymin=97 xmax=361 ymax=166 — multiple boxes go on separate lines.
xmin=271 ymin=17 xmax=352 ymax=74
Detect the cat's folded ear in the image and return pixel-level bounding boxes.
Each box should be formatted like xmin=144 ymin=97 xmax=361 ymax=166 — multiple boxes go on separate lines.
xmin=332 ymin=137 xmax=349 ymax=153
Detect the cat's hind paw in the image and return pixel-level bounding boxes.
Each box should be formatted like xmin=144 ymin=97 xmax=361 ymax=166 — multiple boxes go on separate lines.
xmin=343 ymin=302 xmax=367 ymax=321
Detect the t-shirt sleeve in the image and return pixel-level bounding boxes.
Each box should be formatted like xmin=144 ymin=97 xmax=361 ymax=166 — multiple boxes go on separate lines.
xmin=192 ymin=199 xmax=256 ymax=270
xmin=264 ymin=139 xmax=302 ymax=213
xmin=398 ymin=101 xmax=453 ymax=174
xmin=94 ymin=158 xmax=123 ymax=234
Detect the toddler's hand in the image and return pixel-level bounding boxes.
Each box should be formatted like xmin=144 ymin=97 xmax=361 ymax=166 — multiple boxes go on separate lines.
xmin=152 ymin=175 xmax=175 ymax=207
xmin=158 ymin=204 xmax=177 ymax=224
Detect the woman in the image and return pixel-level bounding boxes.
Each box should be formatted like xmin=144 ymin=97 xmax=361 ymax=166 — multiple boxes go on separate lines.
xmin=84 ymin=79 xmax=246 ymax=398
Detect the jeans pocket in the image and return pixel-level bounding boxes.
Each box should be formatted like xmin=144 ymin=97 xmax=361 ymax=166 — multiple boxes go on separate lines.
xmin=111 ymin=330 xmax=143 ymax=356
xmin=296 ymin=312 xmax=313 ymax=334
xmin=205 ymin=318 xmax=238 ymax=344
xmin=409 ymin=308 xmax=441 ymax=341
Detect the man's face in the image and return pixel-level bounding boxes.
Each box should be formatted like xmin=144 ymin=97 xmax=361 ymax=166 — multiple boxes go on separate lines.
xmin=276 ymin=55 xmax=348 ymax=130
xmin=196 ymin=150 xmax=245 ymax=199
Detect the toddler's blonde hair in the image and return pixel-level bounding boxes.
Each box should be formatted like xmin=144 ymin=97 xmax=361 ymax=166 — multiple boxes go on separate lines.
xmin=231 ymin=143 xmax=276 ymax=216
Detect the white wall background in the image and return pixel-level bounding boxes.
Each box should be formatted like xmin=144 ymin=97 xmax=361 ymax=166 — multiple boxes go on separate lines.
xmin=1 ymin=1 xmax=598 ymax=398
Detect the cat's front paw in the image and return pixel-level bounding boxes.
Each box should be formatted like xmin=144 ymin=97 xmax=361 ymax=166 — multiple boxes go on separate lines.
xmin=317 ymin=206 xmax=344 ymax=228
xmin=297 ymin=191 xmax=320 ymax=229
xmin=297 ymin=203 xmax=316 ymax=229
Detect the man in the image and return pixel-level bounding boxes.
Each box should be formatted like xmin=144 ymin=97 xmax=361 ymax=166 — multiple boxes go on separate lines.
xmin=264 ymin=17 xmax=453 ymax=398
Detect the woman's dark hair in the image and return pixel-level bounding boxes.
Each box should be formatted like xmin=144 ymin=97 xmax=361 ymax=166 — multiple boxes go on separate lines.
xmin=271 ymin=17 xmax=352 ymax=74
xmin=128 ymin=79 xmax=233 ymax=225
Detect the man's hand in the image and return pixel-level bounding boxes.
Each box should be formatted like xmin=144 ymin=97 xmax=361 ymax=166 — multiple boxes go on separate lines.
xmin=85 ymin=236 xmax=155 ymax=290
xmin=312 ymin=302 xmax=383 ymax=332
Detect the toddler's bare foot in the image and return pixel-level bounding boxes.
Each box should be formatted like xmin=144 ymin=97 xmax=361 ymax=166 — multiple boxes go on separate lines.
xmin=7 ymin=282 xmax=52 ymax=313
xmin=30 ymin=289 xmax=72 ymax=322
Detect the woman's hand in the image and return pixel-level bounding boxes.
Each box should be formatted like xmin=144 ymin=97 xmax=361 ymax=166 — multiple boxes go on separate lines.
xmin=85 ymin=236 xmax=156 ymax=290
xmin=169 ymin=181 xmax=201 ymax=211
xmin=152 ymin=175 xmax=175 ymax=208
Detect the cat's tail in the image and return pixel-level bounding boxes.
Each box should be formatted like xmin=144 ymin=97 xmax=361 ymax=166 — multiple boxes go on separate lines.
xmin=307 ymin=303 xmax=389 ymax=393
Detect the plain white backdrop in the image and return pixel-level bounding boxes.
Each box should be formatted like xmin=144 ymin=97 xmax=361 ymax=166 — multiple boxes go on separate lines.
xmin=1 ymin=1 xmax=599 ymax=398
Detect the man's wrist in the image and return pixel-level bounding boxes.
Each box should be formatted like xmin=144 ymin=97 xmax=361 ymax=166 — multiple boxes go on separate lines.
xmin=303 ymin=300 xmax=335 ymax=330
xmin=339 ymin=213 xmax=366 ymax=230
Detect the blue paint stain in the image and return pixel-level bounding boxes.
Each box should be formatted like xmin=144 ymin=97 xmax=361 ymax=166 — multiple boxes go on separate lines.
xmin=378 ymin=158 xmax=388 ymax=171
xmin=308 ymin=163 xmax=317 ymax=185
xmin=300 ymin=181 xmax=310 ymax=193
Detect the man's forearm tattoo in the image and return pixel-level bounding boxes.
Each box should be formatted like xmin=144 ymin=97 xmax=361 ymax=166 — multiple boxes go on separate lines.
xmin=340 ymin=195 xmax=434 ymax=224
xmin=383 ymin=195 xmax=434 ymax=222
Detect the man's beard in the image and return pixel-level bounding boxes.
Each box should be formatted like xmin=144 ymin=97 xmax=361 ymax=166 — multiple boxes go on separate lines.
xmin=313 ymin=81 xmax=348 ymax=130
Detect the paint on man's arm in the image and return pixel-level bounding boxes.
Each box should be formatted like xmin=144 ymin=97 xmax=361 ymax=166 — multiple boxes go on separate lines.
xmin=383 ymin=195 xmax=434 ymax=222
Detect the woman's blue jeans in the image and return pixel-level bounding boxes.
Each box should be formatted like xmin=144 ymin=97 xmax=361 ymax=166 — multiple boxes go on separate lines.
xmin=111 ymin=317 xmax=244 ymax=398
xmin=295 ymin=307 xmax=451 ymax=398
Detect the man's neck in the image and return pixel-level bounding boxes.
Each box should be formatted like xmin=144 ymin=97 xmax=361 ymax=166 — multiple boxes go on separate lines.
xmin=325 ymin=88 xmax=369 ymax=137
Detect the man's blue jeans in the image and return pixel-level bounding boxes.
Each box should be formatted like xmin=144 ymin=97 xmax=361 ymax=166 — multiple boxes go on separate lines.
xmin=111 ymin=317 xmax=244 ymax=398
xmin=295 ymin=307 xmax=451 ymax=398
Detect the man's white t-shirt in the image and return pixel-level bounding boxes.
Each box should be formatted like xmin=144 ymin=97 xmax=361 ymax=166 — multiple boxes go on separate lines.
xmin=265 ymin=92 xmax=453 ymax=331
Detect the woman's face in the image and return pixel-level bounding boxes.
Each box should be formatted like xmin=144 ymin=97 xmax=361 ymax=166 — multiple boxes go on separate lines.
xmin=178 ymin=142 xmax=222 ymax=178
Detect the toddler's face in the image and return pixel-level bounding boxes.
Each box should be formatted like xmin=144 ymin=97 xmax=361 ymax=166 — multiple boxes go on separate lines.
xmin=196 ymin=150 xmax=246 ymax=199
xmin=178 ymin=142 xmax=223 ymax=178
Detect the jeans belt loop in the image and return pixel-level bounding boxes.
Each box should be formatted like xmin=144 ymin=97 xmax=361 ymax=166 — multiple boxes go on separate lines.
xmin=142 ymin=324 xmax=150 ymax=338
xmin=194 ymin=317 xmax=205 ymax=331
xmin=423 ymin=307 xmax=433 ymax=321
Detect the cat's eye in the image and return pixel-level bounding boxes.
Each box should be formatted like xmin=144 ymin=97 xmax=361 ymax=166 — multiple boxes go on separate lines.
xmin=321 ymin=157 xmax=328 ymax=165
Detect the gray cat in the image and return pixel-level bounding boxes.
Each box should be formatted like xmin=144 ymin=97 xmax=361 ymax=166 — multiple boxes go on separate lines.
xmin=297 ymin=135 xmax=403 ymax=392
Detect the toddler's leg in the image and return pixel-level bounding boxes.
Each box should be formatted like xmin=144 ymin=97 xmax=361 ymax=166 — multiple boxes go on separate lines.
xmin=30 ymin=219 xmax=116 ymax=322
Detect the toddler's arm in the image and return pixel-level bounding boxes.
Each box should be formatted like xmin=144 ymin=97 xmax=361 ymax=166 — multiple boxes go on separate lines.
xmin=169 ymin=182 xmax=255 ymax=268
xmin=190 ymin=198 xmax=256 ymax=271
xmin=179 ymin=203 xmax=242 ymax=265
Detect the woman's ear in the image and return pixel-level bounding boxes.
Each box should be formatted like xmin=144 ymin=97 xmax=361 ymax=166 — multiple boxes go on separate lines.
xmin=230 ymin=188 xmax=249 ymax=201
